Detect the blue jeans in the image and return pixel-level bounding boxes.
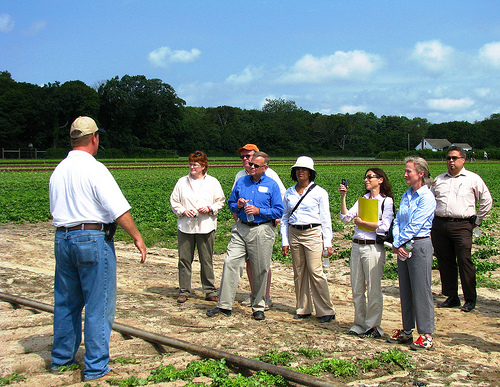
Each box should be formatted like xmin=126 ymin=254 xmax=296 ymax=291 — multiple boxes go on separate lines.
xmin=51 ymin=229 xmax=117 ymax=381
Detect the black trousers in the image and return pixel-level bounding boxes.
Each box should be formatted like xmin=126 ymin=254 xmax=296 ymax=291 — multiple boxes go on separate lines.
xmin=431 ymin=217 xmax=476 ymax=303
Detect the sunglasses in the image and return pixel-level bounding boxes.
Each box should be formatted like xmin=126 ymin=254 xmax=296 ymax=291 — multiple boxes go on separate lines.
xmin=364 ymin=174 xmax=379 ymax=180
xmin=240 ymin=154 xmax=252 ymax=159
xmin=248 ymin=162 xmax=265 ymax=169
xmin=446 ymin=156 xmax=464 ymax=161
xmin=193 ymin=152 xmax=202 ymax=157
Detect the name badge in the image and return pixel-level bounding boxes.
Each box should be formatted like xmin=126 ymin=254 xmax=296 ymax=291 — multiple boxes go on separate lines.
xmin=258 ymin=186 xmax=269 ymax=193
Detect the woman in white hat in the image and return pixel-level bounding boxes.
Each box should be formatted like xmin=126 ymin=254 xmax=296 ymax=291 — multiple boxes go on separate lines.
xmin=281 ymin=157 xmax=335 ymax=323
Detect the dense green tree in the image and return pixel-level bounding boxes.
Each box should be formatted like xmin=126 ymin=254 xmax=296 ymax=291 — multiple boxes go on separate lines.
xmin=98 ymin=75 xmax=185 ymax=150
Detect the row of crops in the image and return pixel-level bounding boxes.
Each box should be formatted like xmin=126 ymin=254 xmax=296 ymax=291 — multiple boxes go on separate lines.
xmin=1 ymin=159 xmax=498 ymax=255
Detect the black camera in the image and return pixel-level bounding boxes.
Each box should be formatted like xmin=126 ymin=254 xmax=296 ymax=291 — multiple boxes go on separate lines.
xmin=341 ymin=179 xmax=348 ymax=187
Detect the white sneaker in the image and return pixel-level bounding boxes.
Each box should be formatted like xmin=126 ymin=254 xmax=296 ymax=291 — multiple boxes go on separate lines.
xmin=265 ymin=297 xmax=273 ymax=311
xmin=241 ymin=295 xmax=251 ymax=306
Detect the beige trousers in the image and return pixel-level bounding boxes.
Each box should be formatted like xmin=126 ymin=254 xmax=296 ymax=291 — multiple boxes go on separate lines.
xmin=289 ymin=226 xmax=335 ymax=317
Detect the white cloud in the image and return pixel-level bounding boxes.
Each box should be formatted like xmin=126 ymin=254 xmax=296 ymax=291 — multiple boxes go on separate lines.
xmin=0 ymin=14 xmax=14 ymax=33
xmin=148 ymin=46 xmax=201 ymax=68
xmin=479 ymin=42 xmax=500 ymax=67
xmin=426 ymin=97 xmax=474 ymax=111
xmin=280 ymin=50 xmax=384 ymax=83
xmin=411 ymin=40 xmax=454 ymax=72
xmin=340 ymin=105 xmax=366 ymax=114
xmin=25 ymin=20 xmax=47 ymax=36
xmin=475 ymin=88 xmax=490 ymax=97
xmin=226 ymin=66 xmax=264 ymax=85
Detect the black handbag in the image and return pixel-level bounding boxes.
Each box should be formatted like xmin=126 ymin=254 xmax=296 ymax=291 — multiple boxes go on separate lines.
xmin=376 ymin=198 xmax=394 ymax=244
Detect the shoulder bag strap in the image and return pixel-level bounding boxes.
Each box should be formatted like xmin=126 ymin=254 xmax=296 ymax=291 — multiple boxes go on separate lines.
xmin=290 ymin=184 xmax=316 ymax=216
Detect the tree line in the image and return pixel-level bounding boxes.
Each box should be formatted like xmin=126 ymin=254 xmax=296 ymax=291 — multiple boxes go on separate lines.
xmin=1 ymin=70 xmax=499 ymax=159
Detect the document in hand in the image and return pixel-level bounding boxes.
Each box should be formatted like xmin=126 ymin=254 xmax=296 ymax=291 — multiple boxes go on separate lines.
xmin=358 ymin=197 xmax=378 ymax=231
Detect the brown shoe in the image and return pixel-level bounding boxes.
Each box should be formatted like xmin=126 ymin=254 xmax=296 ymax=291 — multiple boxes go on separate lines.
xmin=177 ymin=295 xmax=188 ymax=303
xmin=205 ymin=295 xmax=218 ymax=302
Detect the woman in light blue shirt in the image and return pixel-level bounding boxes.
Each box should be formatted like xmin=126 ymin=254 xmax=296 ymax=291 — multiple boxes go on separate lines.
xmin=388 ymin=156 xmax=436 ymax=351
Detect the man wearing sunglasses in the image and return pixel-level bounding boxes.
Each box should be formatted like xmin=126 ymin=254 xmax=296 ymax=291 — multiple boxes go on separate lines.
xmin=207 ymin=152 xmax=284 ymax=320
xmin=233 ymin=144 xmax=286 ymax=311
xmin=432 ymin=146 xmax=492 ymax=313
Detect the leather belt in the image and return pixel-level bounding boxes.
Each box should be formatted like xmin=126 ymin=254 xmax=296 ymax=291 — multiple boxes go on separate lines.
xmin=413 ymin=236 xmax=430 ymax=240
xmin=240 ymin=220 xmax=271 ymax=227
xmin=435 ymin=216 xmax=471 ymax=222
xmin=353 ymin=239 xmax=376 ymax=245
xmin=56 ymin=223 xmax=104 ymax=231
xmin=291 ymin=224 xmax=321 ymax=230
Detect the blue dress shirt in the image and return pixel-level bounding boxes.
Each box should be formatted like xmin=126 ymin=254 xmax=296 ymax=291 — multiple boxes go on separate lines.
xmin=229 ymin=174 xmax=284 ymax=223
xmin=392 ymin=185 xmax=436 ymax=248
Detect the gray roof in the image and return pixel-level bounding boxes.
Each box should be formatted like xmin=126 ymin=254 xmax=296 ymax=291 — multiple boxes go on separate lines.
xmin=451 ymin=143 xmax=473 ymax=150
xmin=425 ymin=139 xmax=451 ymax=148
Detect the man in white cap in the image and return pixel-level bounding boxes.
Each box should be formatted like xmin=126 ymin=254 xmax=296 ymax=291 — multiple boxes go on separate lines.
xmin=49 ymin=116 xmax=147 ymax=382
xmin=233 ymin=144 xmax=285 ymax=310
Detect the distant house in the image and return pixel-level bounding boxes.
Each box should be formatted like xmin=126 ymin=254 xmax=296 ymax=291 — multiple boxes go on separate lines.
xmin=415 ymin=139 xmax=451 ymax=152
xmin=451 ymin=143 xmax=473 ymax=151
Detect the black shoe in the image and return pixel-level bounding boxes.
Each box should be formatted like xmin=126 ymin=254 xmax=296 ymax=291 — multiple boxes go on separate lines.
xmin=359 ymin=327 xmax=382 ymax=338
xmin=293 ymin=313 xmax=312 ymax=319
xmin=206 ymin=307 xmax=231 ymax=317
xmin=437 ymin=296 xmax=461 ymax=308
xmin=253 ymin=311 xmax=265 ymax=320
xmin=319 ymin=315 xmax=335 ymax=323
xmin=460 ymin=301 xmax=475 ymax=312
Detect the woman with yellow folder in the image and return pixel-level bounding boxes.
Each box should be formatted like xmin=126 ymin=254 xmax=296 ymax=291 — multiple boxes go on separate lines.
xmin=338 ymin=168 xmax=394 ymax=338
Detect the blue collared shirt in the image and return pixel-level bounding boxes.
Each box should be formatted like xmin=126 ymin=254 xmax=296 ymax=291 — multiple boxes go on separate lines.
xmin=228 ymin=174 xmax=284 ymax=223
xmin=392 ymin=185 xmax=436 ymax=248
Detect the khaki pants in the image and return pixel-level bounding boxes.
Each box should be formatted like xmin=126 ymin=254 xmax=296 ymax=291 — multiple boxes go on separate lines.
xmin=289 ymin=226 xmax=335 ymax=317
xmin=178 ymin=230 xmax=217 ymax=298
xmin=217 ymin=221 xmax=275 ymax=312
xmin=349 ymin=242 xmax=385 ymax=335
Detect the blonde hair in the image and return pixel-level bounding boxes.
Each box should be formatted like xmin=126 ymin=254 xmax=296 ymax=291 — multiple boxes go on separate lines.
xmin=404 ymin=156 xmax=433 ymax=187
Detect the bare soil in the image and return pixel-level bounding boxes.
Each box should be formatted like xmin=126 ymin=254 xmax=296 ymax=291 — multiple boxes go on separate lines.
xmin=1 ymin=222 xmax=500 ymax=386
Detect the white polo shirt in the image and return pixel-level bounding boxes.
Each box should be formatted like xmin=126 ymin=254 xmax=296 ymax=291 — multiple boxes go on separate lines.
xmin=49 ymin=150 xmax=131 ymax=227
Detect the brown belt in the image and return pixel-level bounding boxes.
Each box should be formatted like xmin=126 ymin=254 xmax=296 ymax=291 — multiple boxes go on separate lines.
xmin=56 ymin=223 xmax=104 ymax=231
xmin=353 ymin=239 xmax=376 ymax=245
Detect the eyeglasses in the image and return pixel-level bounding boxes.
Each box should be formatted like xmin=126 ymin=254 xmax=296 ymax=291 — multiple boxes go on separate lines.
xmin=446 ymin=156 xmax=464 ymax=161
xmin=248 ymin=162 xmax=266 ymax=169
xmin=240 ymin=154 xmax=252 ymax=159
xmin=189 ymin=163 xmax=201 ymax=168
xmin=364 ymin=174 xmax=379 ymax=180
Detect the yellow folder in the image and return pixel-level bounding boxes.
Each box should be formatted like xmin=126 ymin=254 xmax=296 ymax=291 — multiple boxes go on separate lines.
xmin=358 ymin=197 xmax=378 ymax=231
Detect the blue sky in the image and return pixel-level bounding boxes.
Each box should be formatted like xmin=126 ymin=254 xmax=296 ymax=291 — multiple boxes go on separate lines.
xmin=1 ymin=1 xmax=500 ymax=123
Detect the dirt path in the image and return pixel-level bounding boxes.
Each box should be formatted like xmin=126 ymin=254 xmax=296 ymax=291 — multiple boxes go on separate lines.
xmin=1 ymin=222 xmax=500 ymax=386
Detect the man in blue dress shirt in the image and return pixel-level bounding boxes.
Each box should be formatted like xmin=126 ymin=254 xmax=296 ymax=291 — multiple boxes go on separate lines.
xmin=207 ymin=152 xmax=284 ymax=320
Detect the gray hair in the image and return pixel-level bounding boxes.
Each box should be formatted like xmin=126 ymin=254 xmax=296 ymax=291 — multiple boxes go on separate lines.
xmin=404 ymin=156 xmax=433 ymax=187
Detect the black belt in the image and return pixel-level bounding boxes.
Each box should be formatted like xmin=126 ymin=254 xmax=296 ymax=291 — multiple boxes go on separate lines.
xmin=413 ymin=236 xmax=430 ymax=240
xmin=435 ymin=216 xmax=471 ymax=222
xmin=353 ymin=239 xmax=376 ymax=245
xmin=240 ymin=220 xmax=271 ymax=227
xmin=291 ymin=224 xmax=321 ymax=230
xmin=56 ymin=223 xmax=104 ymax=231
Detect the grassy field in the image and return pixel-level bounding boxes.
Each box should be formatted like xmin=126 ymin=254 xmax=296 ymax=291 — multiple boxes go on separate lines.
xmin=1 ymin=158 xmax=498 ymax=281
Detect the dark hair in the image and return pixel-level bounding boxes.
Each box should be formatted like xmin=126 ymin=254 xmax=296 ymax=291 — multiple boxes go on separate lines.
xmin=189 ymin=150 xmax=208 ymax=174
xmin=291 ymin=168 xmax=316 ymax=182
xmin=447 ymin=145 xmax=466 ymax=158
xmin=364 ymin=167 xmax=393 ymax=198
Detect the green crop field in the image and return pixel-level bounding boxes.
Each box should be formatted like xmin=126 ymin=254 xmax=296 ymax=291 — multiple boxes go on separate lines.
xmin=1 ymin=158 xmax=498 ymax=269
